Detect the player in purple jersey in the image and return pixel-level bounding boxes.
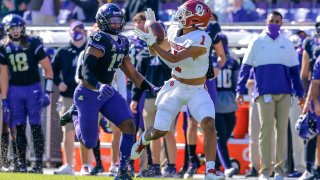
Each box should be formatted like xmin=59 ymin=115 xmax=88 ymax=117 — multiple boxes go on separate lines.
xmin=0 ymin=14 xmax=53 ymax=173
xmin=72 ymin=3 xmax=158 ymax=180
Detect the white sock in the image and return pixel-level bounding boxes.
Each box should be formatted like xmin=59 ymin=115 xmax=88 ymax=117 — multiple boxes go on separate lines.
xmin=206 ymin=161 xmax=215 ymax=173
xmin=141 ymin=131 xmax=150 ymax=145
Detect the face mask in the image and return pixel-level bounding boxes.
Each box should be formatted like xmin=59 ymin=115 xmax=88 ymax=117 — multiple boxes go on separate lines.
xmin=267 ymin=24 xmax=280 ymax=40
xmin=71 ymin=31 xmax=84 ymax=41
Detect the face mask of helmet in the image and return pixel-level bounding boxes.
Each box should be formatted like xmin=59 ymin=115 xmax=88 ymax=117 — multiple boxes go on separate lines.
xmin=107 ymin=16 xmax=123 ymax=32
xmin=8 ymin=26 xmax=23 ymax=41
xmin=315 ymin=22 xmax=320 ymax=36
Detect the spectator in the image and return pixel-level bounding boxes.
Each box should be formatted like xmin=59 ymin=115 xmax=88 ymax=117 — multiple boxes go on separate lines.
xmin=236 ymin=11 xmax=304 ymax=180
xmin=124 ymin=0 xmax=159 ymax=22
xmin=298 ymin=19 xmax=320 ymax=180
xmin=0 ymin=0 xmax=29 ymax=18
xmin=52 ymin=21 xmax=86 ymax=175
xmin=227 ymin=0 xmax=258 ymax=22
xmin=286 ymin=31 xmax=307 ymax=179
xmin=29 ymin=0 xmax=60 ymax=24
xmin=68 ymin=0 xmax=99 ymax=23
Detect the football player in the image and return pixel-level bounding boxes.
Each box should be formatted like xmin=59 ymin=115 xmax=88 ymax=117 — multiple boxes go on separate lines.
xmin=72 ymin=3 xmax=158 ymax=179
xmin=0 ymin=14 xmax=53 ymax=173
xmin=298 ymin=18 xmax=320 ymax=180
xmin=131 ymin=1 xmax=225 ymax=179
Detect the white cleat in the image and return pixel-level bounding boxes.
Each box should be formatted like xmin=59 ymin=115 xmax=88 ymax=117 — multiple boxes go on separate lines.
xmin=53 ymin=164 xmax=74 ymax=175
xmin=205 ymin=169 xmax=225 ymax=180
xmin=109 ymin=164 xmax=119 ymax=177
xmin=224 ymin=167 xmax=236 ymax=178
xmin=259 ymin=174 xmax=270 ymax=180
xmin=130 ymin=137 xmax=146 ymax=160
xmin=299 ymin=170 xmax=314 ymax=180
xmin=80 ymin=164 xmax=92 ymax=176
xmin=274 ymin=173 xmax=284 ymax=180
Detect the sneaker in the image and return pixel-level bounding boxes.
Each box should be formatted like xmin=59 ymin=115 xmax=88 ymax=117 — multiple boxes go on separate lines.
xmin=128 ymin=162 xmax=135 ymax=177
xmin=54 ymin=164 xmax=74 ymax=175
xmin=90 ymin=164 xmax=104 ymax=175
xmin=178 ymin=165 xmax=188 ymax=178
xmin=99 ymin=117 xmax=112 ymax=133
xmin=109 ymin=164 xmax=119 ymax=177
xmin=80 ymin=164 xmax=91 ymax=176
xmin=299 ymin=170 xmax=314 ymax=180
xmin=205 ymin=168 xmax=225 ymax=180
xmin=139 ymin=165 xmax=162 ymax=177
xmin=224 ymin=167 xmax=236 ymax=178
xmin=274 ymin=173 xmax=284 ymax=180
xmin=28 ymin=164 xmax=43 ymax=174
xmin=13 ymin=164 xmax=27 ymax=173
xmin=245 ymin=167 xmax=259 ymax=177
xmin=259 ymin=174 xmax=270 ymax=180
xmin=288 ymin=171 xmax=303 ymax=178
xmin=0 ymin=166 xmax=10 ymax=172
xmin=162 ymin=165 xmax=177 ymax=178
xmin=130 ymin=135 xmax=146 ymax=160
xmin=184 ymin=162 xmax=197 ymax=179
xmin=114 ymin=169 xmax=133 ymax=180
xmin=60 ymin=104 xmax=77 ymax=126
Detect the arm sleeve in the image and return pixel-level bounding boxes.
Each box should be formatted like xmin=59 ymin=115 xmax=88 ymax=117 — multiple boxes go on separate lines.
xmin=236 ymin=64 xmax=253 ymax=95
xmin=290 ymin=65 xmax=304 ymax=98
xmin=82 ymin=54 xmax=99 ymax=87
xmin=51 ymin=49 xmax=62 ymax=85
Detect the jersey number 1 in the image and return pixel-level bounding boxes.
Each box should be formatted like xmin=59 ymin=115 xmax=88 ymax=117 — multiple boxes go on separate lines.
xmin=9 ymin=53 xmax=29 ymax=72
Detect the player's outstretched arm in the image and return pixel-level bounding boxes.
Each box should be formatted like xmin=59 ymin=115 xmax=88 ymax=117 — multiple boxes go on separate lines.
xmin=120 ymin=55 xmax=158 ymax=94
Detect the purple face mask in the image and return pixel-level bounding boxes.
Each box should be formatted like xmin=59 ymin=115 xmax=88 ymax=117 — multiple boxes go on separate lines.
xmin=267 ymin=24 xmax=280 ymax=40
xmin=71 ymin=31 xmax=84 ymax=41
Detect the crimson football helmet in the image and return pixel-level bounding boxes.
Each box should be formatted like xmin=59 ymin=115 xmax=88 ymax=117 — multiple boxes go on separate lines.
xmin=174 ymin=0 xmax=212 ymax=29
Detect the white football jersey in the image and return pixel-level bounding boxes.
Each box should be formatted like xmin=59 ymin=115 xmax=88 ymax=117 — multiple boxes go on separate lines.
xmin=167 ymin=25 xmax=212 ymax=79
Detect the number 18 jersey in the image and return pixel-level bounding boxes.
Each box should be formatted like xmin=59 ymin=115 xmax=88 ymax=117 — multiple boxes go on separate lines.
xmin=167 ymin=25 xmax=212 ymax=79
xmin=0 ymin=36 xmax=47 ymax=85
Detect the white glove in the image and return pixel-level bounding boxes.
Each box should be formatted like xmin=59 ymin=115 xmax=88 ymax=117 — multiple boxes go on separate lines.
xmin=134 ymin=27 xmax=156 ymax=46
xmin=145 ymin=8 xmax=156 ymax=21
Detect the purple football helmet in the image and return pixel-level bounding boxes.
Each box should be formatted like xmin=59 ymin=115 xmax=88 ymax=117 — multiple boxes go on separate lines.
xmin=295 ymin=112 xmax=318 ymax=140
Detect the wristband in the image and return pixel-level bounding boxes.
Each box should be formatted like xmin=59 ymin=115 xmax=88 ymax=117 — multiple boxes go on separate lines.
xmin=140 ymin=79 xmax=153 ymax=91
xmin=45 ymin=78 xmax=53 ymax=93
xmin=214 ymin=63 xmax=223 ymax=70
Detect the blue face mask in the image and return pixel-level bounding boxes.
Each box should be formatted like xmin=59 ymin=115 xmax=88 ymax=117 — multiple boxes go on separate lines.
xmin=267 ymin=24 xmax=280 ymax=40
xmin=71 ymin=31 xmax=84 ymax=41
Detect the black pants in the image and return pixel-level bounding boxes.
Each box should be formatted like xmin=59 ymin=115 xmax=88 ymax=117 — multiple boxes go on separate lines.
xmin=215 ymin=112 xmax=236 ymax=169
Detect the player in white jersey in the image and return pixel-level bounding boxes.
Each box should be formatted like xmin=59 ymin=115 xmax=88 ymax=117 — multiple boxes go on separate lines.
xmin=131 ymin=1 xmax=225 ymax=179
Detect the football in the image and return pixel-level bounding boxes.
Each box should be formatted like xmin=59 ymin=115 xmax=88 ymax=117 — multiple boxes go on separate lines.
xmin=144 ymin=20 xmax=166 ymax=42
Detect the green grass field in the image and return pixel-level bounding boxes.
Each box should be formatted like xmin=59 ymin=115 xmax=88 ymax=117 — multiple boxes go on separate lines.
xmin=0 ymin=173 xmax=180 ymax=180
